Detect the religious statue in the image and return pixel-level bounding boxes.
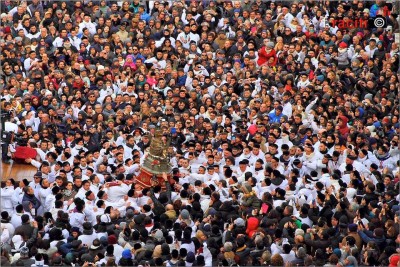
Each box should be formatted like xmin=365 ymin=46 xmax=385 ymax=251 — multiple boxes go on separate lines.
xmin=135 ymin=128 xmax=173 ymax=189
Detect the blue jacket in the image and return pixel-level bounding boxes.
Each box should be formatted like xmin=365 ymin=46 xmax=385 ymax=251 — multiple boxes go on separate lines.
xmin=140 ymin=12 xmax=151 ymax=23
xmin=22 ymin=193 xmax=41 ymax=210
xmin=369 ymin=4 xmax=379 ymax=18
xmin=177 ymin=75 xmax=187 ymax=86
xmin=269 ymin=111 xmax=283 ymax=123
xmin=358 ymin=230 xmax=386 ymax=251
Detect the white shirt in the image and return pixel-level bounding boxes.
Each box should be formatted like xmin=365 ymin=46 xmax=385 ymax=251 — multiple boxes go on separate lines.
xmin=52 ymin=37 xmax=70 ymax=48
xmin=69 ymin=211 xmax=86 ymax=232
xmin=188 ymin=32 xmax=200 ymax=44
xmin=104 ymin=183 xmax=130 ymax=203
xmin=144 ymin=57 xmax=166 ymax=69
xmin=365 ymin=45 xmax=377 ymax=59
xmin=10 ymin=213 xmax=32 ymax=229
xmin=283 ymin=12 xmax=294 ymax=26
xmin=1 ymin=186 xmax=15 ymax=212
xmin=176 ymin=32 xmax=192 ymax=49
xmin=282 ymin=101 xmax=293 ymax=118
xmin=319 ymin=173 xmax=331 ymax=188
xmin=297 ymin=79 xmax=310 ymax=88
xmin=79 ymin=21 xmax=97 ymax=35
xmin=339 ymin=160 xmax=369 ymax=176
xmin=281 ymin=251 xmax=297 ymax=263
xmin=75 ymin=188 xmax=90 ymax=200
xmin=181 ymin=241 xmax=196 ymax=254
xmin=155 ymin=36 xmax=176 ymax=48
xmin=24 ymin=58 xmax=37 ymax=71
xmin=1 ymin=222 xmax=15 ymax=244
xmin=70 ymin=36 xmax=82 ymax=49
xmin=44 ymin=194 xmax=56 ymax=212
xmin=78 ymin=233 xmax=98 ymax=247
xmin=12 ymin=187 xmax=24 ymax=207
xmin=113 ymin=244 xmax=125 ymax=264
xmin=26 ymin=32 xmax=40 ymax=40
xmin=38 ymin=187 xmax=51 ymax=209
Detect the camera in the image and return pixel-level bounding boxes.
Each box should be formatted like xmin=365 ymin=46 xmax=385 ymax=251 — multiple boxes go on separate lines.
xmin=1 ymin=131 xmax=13 ymax=144
xmin=14 ymin=134 xmax=28 ymax=146
xmin=376 ymin=127 xmax=385 ymax=138
xmin=0 ymin=109 xmax=14 ymax=121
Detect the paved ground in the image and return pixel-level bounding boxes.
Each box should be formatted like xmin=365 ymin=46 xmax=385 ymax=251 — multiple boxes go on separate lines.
xmin=1 ymin=161 xmax=37 ymax=181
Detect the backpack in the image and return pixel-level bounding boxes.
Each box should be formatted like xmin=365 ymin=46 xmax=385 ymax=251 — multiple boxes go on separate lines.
xmin=167 ymin=260 xmax=177 ymax=267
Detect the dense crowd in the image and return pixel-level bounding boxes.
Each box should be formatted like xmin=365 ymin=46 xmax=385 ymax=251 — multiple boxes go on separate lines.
xmin=1 ymin=0 xmax=400 ymax=266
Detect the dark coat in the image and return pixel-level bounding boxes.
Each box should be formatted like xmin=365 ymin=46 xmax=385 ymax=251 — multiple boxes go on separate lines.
xmin=235 ymin=246 xmax=251 ymax=266
xmin=304 ymin=236 xmax=331 ymax=252
xmin=14 ymin=223 xmax=34 ymax=241
xmin=22 ymin=193 xmax=41 ymax=210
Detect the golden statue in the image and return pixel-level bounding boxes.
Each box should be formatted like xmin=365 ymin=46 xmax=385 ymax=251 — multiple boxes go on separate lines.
xmin=136 ymin=127 xmax=172 ymax=188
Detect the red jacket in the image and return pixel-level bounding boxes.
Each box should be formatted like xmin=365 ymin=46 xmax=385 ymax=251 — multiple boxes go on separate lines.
xmin=338 ymin=115 xmax=349 ymax=137
xmin=246 ymin=217 xmax=260 ymax=238
xmin=257 ymin=46 xmax=277 ymax=66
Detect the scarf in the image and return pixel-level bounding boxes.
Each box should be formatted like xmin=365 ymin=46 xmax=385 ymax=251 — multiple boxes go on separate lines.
xmin=236 ymin=245 xmax=247 ymax=252
xmin=63 ymin=189 xmax=73 ymax=197
xmin=375 ymin=151 xmax=390 ymax=161
xmin=243 ymin=192 xmax=255 ymax=198
xmin=304 ymin=152 xmax=315 ymax=161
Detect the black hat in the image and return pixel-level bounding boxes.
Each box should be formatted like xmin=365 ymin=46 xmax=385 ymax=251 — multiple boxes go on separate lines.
xmin=347 ymin=155 xmax=357 ymax=160
xmin=385 ymin=191 xmax=396 ymax=197
xmin=370 ymin=163 xmax=378 ymax=170
xmin=70 ymin=240 xmax=82 ymax=249
xmin=293 ymin=159 xmax=301 ymax=165
xmin=21 ymin=214 xmax=30 ymax=223
xmin=348 ymin=223 xmax=357 ymax=232
xmin=1 ymin=211 xmax=10 ymax=222
xmin=239 ymin=159 xmax=249 ymax=165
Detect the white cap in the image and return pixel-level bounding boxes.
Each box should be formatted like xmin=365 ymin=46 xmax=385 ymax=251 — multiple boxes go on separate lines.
xmin=366 ymin=125 xmax=375 ymax=133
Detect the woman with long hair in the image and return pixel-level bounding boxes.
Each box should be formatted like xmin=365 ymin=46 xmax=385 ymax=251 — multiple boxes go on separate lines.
xmin=135 ymin=73 xmax=147 ymax=90
xmin=140 ymin=102 xmax=151 ymax=119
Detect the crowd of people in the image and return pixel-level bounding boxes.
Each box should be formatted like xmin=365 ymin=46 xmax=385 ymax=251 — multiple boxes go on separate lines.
xmin=1 ymin=0 xmax=400 ymax=266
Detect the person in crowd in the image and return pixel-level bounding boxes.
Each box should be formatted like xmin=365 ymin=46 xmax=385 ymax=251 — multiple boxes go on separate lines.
xmin=0 ymin=0 xmax=399 ymax=266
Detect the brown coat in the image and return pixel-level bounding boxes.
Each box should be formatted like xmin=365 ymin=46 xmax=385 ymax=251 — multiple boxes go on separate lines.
xmin=214 ymin=36 xmax=227 ymax=49
xmin=342 ymin=232 xmax=363 ymax=251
